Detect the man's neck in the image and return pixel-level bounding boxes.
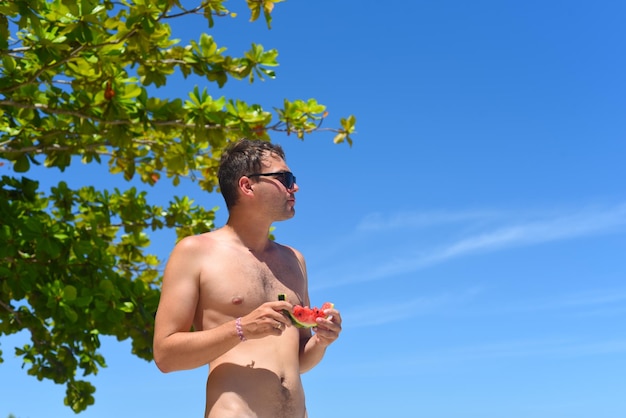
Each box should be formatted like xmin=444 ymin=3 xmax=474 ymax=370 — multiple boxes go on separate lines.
xmin=223 ymin=218 xmax=273 ymax=253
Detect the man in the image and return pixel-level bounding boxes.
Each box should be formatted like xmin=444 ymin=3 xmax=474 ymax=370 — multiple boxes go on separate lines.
xmin=153 ymin=138 xmax=342 ymax=418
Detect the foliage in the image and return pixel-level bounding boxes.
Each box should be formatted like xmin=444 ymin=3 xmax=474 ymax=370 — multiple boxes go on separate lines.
xmin=0 ymin=0 xmax=356 ymax=413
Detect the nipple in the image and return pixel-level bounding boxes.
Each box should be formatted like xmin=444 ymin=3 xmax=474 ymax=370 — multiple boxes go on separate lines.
xmin=231 ymin=296 xmax=244 ymax=305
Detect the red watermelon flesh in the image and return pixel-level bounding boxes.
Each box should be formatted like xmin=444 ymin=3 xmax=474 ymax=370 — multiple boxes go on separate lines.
xmin=289 ymin=302 xmax=334 ymax=328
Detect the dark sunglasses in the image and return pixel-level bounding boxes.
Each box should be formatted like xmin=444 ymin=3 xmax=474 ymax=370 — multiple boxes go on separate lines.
xmin=247 ymin=171 xmax=297 ymax=190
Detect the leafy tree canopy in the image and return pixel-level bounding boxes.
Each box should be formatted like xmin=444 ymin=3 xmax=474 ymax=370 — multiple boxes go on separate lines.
xmin=0 ymin=0 xmax=355 ymax=412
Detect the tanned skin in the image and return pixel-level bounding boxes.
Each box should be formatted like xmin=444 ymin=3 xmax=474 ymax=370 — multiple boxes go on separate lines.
xmin=153 ymin=140 xmax=342 ymax=418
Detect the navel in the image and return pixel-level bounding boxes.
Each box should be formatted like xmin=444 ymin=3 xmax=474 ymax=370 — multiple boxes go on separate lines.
xmin=231 ymin=295 xmax=244 ymax=305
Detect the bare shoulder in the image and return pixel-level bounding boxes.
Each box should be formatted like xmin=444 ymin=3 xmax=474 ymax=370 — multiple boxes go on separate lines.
xmin=168 ymin=230 xmax=233 ymax=263
xmin=272 ymin=239 xmax=302 ymax=256
xmin=276 ymin=242 xmax=306 ymax=267
xmin=172 ymin=231 xmax=220 ymax=253
xmin=161 ymin=231 xmax=225 ymax=283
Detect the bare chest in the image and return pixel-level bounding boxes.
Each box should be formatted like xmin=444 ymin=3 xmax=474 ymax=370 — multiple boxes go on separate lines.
xmin=234 ymin=258 xmax=300 ymax=303
xmin=197 ymin=246 xmax=306 ymax=326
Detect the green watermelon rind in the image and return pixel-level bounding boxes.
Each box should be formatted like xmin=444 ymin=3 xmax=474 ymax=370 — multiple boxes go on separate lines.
xmin=288 ymin=311 xmax=317 ymax=328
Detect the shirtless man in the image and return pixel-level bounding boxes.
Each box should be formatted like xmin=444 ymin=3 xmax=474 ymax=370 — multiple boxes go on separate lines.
xmin=153 ymin=138 xmax=342 ymax=418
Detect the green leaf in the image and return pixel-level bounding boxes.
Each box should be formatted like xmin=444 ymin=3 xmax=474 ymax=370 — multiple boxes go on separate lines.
xmin=62 ymin=304 xmax=79 ymax=322
xmin=63 ymin=285 xmax=78 ymax=302
xmin=14 ymin=155 xmax=31 ymax=172
xmin=119 ymin=301 xmax=135 ymax=313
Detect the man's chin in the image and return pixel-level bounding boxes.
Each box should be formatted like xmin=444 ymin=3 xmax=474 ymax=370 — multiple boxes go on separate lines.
xmin=277 ymin=210 xmax=296 ymax=222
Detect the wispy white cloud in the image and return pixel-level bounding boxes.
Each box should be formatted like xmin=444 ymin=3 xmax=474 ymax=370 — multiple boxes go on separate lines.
xmin=424 ymin=337 xmax=626 ymax=366
xmin=422 ymin=202 xmax=626 ymax=262
xmin=342 ymin=287 xmax=483 ymax=328
xmin=356 ymin=209 xmax=500 ymax=232
xmin=338 ymin=285 xmax=626 ymax=332
xmin=312 ymin=202 xmax=626 ymax=290
xmin=327 ymin=337 xmax=626 ymax=378
xmin=499 ymin=287 xmax=626 ymax=317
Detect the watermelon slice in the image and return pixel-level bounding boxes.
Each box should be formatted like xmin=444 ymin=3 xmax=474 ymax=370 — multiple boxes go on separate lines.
xmin=278 ymin=294 xmax=334 ymax=328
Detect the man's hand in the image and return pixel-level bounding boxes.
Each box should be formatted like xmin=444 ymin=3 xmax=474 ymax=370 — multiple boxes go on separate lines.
xmin=312 ymin=306 xmax=342 ymax=347
xmin=239 ymin=301 xmax=293 ymax=339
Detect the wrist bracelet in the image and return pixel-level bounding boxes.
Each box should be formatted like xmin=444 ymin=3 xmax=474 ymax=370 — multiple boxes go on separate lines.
xmin=235 ymin=317 xmax=246 ymax=342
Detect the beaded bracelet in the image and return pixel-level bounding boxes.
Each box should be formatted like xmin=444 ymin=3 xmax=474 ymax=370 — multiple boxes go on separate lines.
xmin=235 ymin=317 xmax=246 ymax=342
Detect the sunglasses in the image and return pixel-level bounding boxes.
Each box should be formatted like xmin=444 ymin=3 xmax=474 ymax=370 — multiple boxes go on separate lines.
xmin=247 ymin=171 xmax=297 ymax=190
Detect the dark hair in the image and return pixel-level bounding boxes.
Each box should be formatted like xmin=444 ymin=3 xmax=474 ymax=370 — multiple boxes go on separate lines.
xmin=218 ymin=139 xmax=286 ymax=210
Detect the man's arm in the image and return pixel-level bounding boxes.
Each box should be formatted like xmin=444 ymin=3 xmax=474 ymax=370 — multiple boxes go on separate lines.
xmin=293 ymin=252 xmax=342 ymax=373
xmin=298 ymin=309 xmax=342 ymax=373
xmin=153 ymin=236 xmax=242 ymax=372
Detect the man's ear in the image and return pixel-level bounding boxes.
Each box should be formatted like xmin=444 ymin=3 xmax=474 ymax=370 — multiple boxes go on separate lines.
xmin=239 ymin=176 xmax=255 ymax=196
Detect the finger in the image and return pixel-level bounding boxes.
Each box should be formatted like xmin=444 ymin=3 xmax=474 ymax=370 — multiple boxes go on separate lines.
xmin=268 ymin=310 xmax=290 ymax=325
xmin=326 ymin=310 xmax=341 ymax=325
xmin=316 ymin=319 xmax=341 ymax=335
xmin=268 ymin=301 xmax=293 ymax=311
xmin=324 ymin=308 xmax=340 ymax=318
xmin=271 ymin=320 xmax=285 ymax=333
xmin=318 ymin=313 xmax=341 ymax=326
xmin=313 ymin=326 xmax=337 ymax=342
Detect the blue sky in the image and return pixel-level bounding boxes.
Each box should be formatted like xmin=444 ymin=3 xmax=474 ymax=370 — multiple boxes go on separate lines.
xmin=2 ymin=0 xmax=626 ymax=417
